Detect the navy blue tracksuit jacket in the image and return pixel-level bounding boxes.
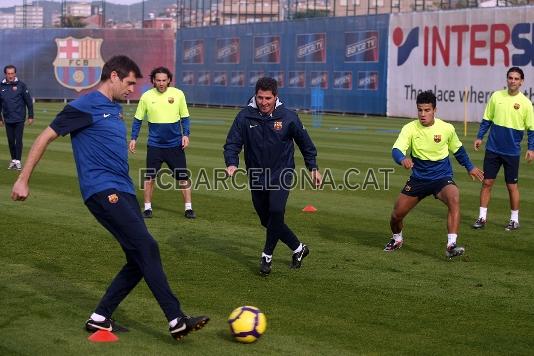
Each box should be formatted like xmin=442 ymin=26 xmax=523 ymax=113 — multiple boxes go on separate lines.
xmin=0 ymin=78 xmax=34 ymax=123
xmin=224 ymin=98 xmax=318 ymax=187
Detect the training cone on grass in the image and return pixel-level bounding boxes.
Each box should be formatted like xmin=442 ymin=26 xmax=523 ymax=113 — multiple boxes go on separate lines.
xmin=88 ymin=330 xmax=119 ymax=343
xmin=302 ymin=205 xmax=317 ymax=212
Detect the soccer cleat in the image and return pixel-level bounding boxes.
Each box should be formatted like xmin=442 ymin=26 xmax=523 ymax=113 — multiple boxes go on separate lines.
xmin=446 ymin=243 xmax=465 ymax=259
xmin=290 ymin=244 xmax=309 ymax=269
xmin=143 ymin=209 xmax=153 ymax=218
xmin=259 ymin=256 xmax=272 ymax=276
xmin=384 ymin=238 xmax=403 ymax=252
xmin=472 ymin=217 xmax=486 ymax=229
xmin=7 ymin=161 xmax=16 ymax=170
xmin=505 ymin=220 xmax=519 ymax=231
xmin=169 ymin=315 xmax=209 ymax=340
xmin=85 ymin=318 xmax=129 ymax=333
xmin=15 ymin=161 xmax=22 ymax=170
xmin=184 ymin=209 xmax=196 ymax=219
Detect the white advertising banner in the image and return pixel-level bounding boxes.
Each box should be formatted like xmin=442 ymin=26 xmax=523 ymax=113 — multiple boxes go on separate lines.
xmin=387 ymin=7 xmax=533 ymax=122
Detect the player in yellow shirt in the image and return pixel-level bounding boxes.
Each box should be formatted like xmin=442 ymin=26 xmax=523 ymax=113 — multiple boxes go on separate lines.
xmin=129 ymin=67 xmax=196 ymax=219
xmin=472 ymin=67 xmax=534 ymax=231
xmin=385 ymin=91 xmax=484 ymax=258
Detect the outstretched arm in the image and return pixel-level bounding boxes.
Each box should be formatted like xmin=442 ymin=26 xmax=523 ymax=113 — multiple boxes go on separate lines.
xmin=12 ymin=127 xmax=59 ymax=201
xmin=453 ymin=146 xmax=483 ymax=181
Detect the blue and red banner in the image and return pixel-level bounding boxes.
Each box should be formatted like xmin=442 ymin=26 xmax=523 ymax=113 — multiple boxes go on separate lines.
xmin=216 ymin=38 xmax=239 ymax=64
xmin=183 ymin=39 xmax=204 ymax=64
xmin=254 ymin=36 xmax=281 ymax=64
xmin=296 ymin=33 xmax=326 ymax=63
xmin=0 ymin=29 xmax=175 ymax=99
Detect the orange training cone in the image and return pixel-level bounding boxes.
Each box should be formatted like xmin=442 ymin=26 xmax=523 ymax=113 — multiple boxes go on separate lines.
xmin=302 ymin=205 xmax=317 ymax=212
xmin=88 ymin=330 xmax=119 ymax=342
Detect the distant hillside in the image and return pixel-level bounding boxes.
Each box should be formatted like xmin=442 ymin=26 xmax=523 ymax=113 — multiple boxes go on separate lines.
xmin=0 ymin=0 xmax=179 ymax=27
xmin=105 ymin=0 xmax=177 ymax=23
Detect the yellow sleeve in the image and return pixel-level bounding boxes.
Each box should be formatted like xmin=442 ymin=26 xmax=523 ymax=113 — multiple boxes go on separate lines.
xmin=483 ymin=92 xmax=496 ymax=121
xmin=447 ymin=124 xmax=462 ymax=154
xmin=178 ymin=92 xmax=190 ymax=118
xmin=134 ymin=95 xmax=147 ymax=120
xmin=392 ymin=124 xmax=412 ymax=155
xmin=524 ymin=98 xmax=534 ymax=131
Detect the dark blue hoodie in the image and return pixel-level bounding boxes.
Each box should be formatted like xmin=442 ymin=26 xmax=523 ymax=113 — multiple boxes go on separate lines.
xmin=0 ymin=78 xmax=34 ymax=123
xmin=224 ymin=97 xmax=318 ymax=186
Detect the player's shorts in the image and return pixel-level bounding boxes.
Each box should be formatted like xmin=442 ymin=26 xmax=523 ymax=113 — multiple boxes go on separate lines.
xmin=401 ymin=177 xmax=456 ymax=200
xmin=145 ymin=146 xmax=189 ymax=181
xmin=483 ymin=150 xmax=519 ymax=184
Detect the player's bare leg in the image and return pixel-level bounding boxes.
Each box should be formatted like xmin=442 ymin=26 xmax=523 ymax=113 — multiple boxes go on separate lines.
xmin=437 ymin=184 xmax=464 ymax=258
xmin=180 ymin=179 xmax=196 ymax=219
xmin=505 ymin=183 xmax=520 ymax=231
xmin=143 ymin=179 xmax=155 ymax=218
xmin=473 ymin=178 xmax=494 ymax=229
xmin=385 ymin=194 xmax=419 ymax=251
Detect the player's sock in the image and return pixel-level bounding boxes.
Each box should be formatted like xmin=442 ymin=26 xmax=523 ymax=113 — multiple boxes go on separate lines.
xmin=292 ymin=243 xmax=303 ymax=254
xmin=447 ymin=233 xmax=457 ymax=248
xmin=90 ymin=312 xmax=106 ymax=322
xmin=479 ymin=207 xmax=487 ymax=220
xmin=144 ymin=202 xmax=152 ymax=211
xmin=261 ymin=252 xmax=272 ymax=263
xmin=185 ymin=202 xmax=192 ymax=211
xmin=511 ymin=210 xmax=519 ymax=223
xmin=169 ymin=318 xmax=178 ymax=328
xmin=392 ymin=232 xmax=403 ymax=241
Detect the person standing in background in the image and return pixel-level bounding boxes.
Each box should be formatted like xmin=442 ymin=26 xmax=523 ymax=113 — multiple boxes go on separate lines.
xmin=0 ymin=65 xmax=34 ymax=170
xmin=472 ymin=67 xmax=534 ymax=231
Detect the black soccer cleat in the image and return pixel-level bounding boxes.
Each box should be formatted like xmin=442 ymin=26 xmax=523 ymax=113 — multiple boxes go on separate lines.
xmin=259 ymin=256 xmax=272 ymax=276
xmin=143 ymin=209 xmax=153 ymax=218
xmin=472 ymin=217 xmax=486 ymax=229
xmin=290 ymin=244 xmax=309 ymax=269
xmin=384 ymin=238 xmax=403 ymax=252
xmin=85 ymin=318 xmax=129 ymax=333
xmin=184 ymin=209 xmax=196 ymax=219
xmin=505 ymin=220 xmax=519 ymax=231
xmin=446 ymin=243 xmax=465 ymax=259
xmin=169 ymin=315 xmax=209 ymax=340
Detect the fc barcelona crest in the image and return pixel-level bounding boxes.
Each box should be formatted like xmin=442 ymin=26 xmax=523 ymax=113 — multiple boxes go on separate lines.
xmin=168 ymin=97 xmax=175 ymax=104
xmin=273 ymin=121 xmax=283 ymax=131
xmin=107 ymin=194 xmax=119 ymax=204
xmin=434 ymin=134 xmax=441 ymax=143
xmin=53 ymin=36 xmax=104 ymax=92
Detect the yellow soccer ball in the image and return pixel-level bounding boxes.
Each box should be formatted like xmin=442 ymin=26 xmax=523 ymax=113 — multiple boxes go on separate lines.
xmin=228 ymin=306 xmax=267 ymax=343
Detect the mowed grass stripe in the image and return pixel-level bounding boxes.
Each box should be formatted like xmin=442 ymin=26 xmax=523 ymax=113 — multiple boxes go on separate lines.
xmin=1 ymin=103 xmax=533 ymax=355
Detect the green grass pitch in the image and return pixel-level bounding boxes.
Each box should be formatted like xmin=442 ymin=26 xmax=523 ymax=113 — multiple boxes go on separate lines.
xmin=0 ymin=102 xmax=533 ymax=354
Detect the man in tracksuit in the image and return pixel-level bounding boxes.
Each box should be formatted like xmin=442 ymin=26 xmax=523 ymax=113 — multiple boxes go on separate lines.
xmin=224 ymin=77 xmax=322 ymax=276
xmin=11 ymin=56 xmax=208 ymax=341
xmin=0 ymin=65 xmax=34 ymax=170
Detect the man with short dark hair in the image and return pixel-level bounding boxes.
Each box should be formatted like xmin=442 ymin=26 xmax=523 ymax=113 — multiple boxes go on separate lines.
xmin=129 ymin=66 xmax=195 ymax=219
xmin=0 ymin=64 xmax=34 ymax=170
xmin=472 ymin=67 xmax=534 ymax=231
xmin=224 ymin=77 xmax=322 ymax=276
xmin=385 ymin=90 xmax=484 ymax=258
xmin=11 ymin=55 xmax=208 ymax=341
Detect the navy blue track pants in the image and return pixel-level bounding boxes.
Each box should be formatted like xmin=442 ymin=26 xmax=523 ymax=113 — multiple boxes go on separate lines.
xmin=85 ymin=189 xmax=184 ymax=322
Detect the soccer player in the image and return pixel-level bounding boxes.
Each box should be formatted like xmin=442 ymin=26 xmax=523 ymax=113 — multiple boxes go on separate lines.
xmin=472 ymin=67 xmax=534 ymax=231
xmin=385 ymin=90 xmax=484 ymax=258
xmin=129 ymin=66 xmax=196 ymax=219
xmin=0 ymin=65 xmax=34 ymax=170
xmin=224 ymin=77 xmax=322 ymax=275
xmin=11 ymin=56 xmax=208 ymax=340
